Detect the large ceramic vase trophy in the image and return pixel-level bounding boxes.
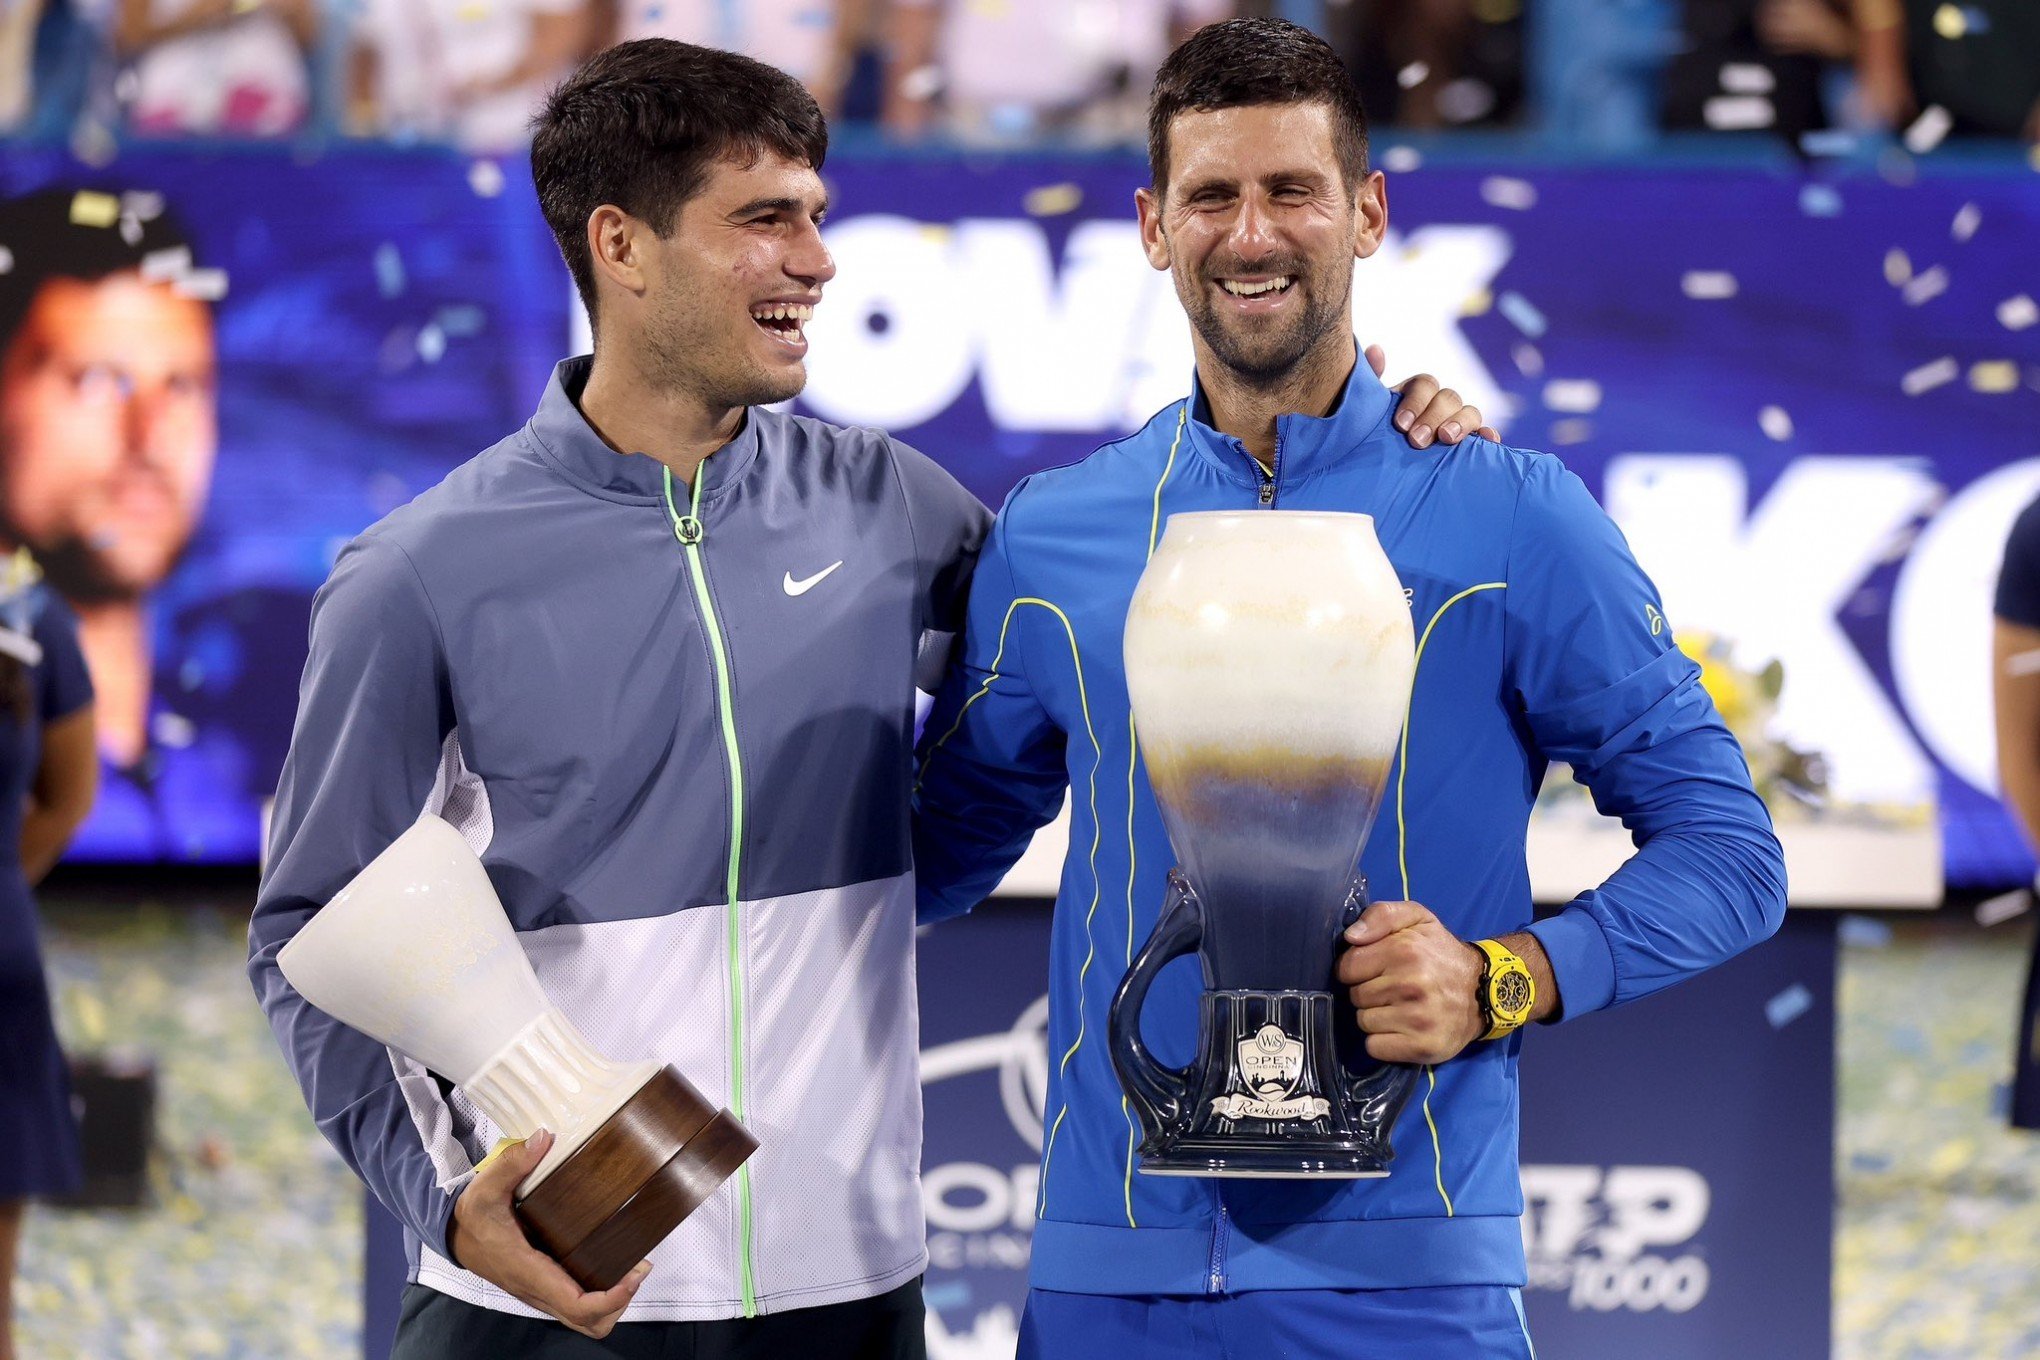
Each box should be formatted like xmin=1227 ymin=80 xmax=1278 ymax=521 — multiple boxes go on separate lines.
xmin=278 ymin=816 xmax=755 ymax=1287
xmin=1109 ymin=511 xmax=1418 ymax=1176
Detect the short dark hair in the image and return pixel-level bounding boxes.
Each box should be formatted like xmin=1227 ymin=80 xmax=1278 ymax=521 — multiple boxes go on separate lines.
xmin=1147 ymin=18 xmax=1370 ymax=199
xmin=0 ymin=188 xmax=196 ymax=349
xmin=531 ymin=39 xmax=830 ymax=333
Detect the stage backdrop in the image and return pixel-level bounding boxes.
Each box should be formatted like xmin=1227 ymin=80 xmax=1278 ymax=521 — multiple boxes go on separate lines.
xmin=0 ymin=145 xmax=2031 ymax=881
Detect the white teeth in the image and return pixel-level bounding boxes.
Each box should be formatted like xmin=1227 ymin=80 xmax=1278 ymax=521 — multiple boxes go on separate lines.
xmin=752 ymin=303 xmax=815 ymax=322
xmin=1221 ymin=276 xmax=1293 ymax=297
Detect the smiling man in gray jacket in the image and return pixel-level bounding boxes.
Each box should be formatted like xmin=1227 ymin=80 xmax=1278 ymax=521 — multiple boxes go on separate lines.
xmin=247 ymin=36 xmax=1488 ymax=1360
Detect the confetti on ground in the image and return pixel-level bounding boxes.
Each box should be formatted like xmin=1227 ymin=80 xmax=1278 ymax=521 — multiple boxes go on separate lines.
xmin=1884 ymin=249 xmax=1913 ymax=287
xmin=1904 ymin=105 xmax=1954 ymax=155
xmin=1023 ymin=183 xmax=1082 ymax=217
xmin=1497 ymin=290 xmax=1546 ymax=337
xmin=1549 ymin=418 xmax=1593 ymax=445
xmin=1381 ymin=145 xmax=1422 ymax=173
xmin=1952 ymin=202 xmax=1981 ymax=241
xmin=1837 ymin=914 xmax=1894 ymax=948
xmin=1480 ymin=177 xmax=1537 ymax=211
xmin=68 ymin=190 xmax=119 ymax=228
xmin=1760 ymin=405 xmax=1794 ymax=441
xmin=1902 ymin=265 xmax=1949 ymax=306
xmin=1682 ymin=270 xmax=1738 ymax=299
xmin=1799 ymin=183 xmax=1843 ymax=216
xmin=1976 ymin=890 xmax=2033 ymax=927
xmin=1767 ymin=982 xmax=1815 ymax=1028
xmin=1971 ymin=361 xmax=2020 ymax=394
xmin=467 ymin=159 xmax=505 ymax=198
xmin=1542 ymin=379 xmax=1602 ymax=413
xmin=1903 ymin=356 xmax=1958 ymax=395
xmin=1511 ymin=342 xmax=1543 ymax=377
xmin=1998 ymin=295 xmax=2038 ymax=331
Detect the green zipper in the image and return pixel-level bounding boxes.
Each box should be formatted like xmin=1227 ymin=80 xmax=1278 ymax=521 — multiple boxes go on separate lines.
xmin=662 ymin=462 xmax=758 ymax=1317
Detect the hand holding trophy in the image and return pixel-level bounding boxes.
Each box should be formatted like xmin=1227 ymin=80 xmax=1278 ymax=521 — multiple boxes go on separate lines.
xmin=278 ymin=816 xmax=755 ymax=1290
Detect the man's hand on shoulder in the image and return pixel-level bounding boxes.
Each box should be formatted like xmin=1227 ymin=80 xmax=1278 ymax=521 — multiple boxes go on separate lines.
xmin=448 ymin=1130 xmax=651 ymax=1339
xmin=1366 ymin=344 xmax=1499 ymax=450
xmin=1336 ymin=899 xmax=1487 ymax=1065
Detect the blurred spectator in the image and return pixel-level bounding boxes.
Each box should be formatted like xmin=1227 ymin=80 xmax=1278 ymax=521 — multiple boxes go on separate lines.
xmin=617 ymin=0 xmax=866 ymax=114
xmin=1903 ymin=0 xmax=2040 ymax=142
xmin=1318 ymin=0 xmax=1525 ymax=129
xmin=1990 ymin=495 xmax=2040 ymax=1132
xmin=1663 ymin=0 xmax=1841 ymax=141
xmin=0 ymin=0 xmax=45 ymax=131
xmin=94 ymin=0 xmax=315 ymax=136
xmin=346 ymin=0 xmax=595 ymax=149
xmin=883 ymin=0 xmax=1233 ymax=143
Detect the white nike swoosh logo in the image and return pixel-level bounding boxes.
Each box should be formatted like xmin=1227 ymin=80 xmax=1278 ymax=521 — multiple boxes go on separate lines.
xmin=783 ymin=561 xmax=844 ymax=597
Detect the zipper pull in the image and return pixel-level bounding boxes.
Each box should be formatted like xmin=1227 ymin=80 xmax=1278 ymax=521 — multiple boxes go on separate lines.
xmin=1258 ymin=476 xmax=1275 ymax=507
xmin=675 ymin=515 xmax=704 ymax=546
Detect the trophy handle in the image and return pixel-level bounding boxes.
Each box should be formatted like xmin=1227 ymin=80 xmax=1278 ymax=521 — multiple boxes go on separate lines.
xmin=1336 ymin=877 xmax=1420 ymax=1146
xmin=1109 ymin=869 xmax=1203 ymax=1142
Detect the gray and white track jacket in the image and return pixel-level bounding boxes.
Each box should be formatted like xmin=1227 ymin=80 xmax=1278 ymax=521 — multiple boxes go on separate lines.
xmin=248 ymin=357 xmax=989 ymax=1321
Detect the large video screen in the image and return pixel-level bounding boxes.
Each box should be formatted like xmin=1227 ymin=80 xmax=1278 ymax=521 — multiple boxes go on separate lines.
xmin=0 ymin=145 xmax=2033 ymax=885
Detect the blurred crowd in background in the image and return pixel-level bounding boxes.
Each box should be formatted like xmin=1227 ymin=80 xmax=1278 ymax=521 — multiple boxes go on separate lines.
xmin=0 ymin=0 xmax=2030 ymax=155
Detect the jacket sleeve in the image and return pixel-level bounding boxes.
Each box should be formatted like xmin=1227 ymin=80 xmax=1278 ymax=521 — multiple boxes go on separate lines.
xmin=246 ymin=532 xmax=466 ymax=1257
xmin=912 ymin=485 xmax=1071 ymax=923
xmin=890 ymin=436 xmax=994 ymax=691
xmin=1505 ymin=457 xmax=1788 ymax=1017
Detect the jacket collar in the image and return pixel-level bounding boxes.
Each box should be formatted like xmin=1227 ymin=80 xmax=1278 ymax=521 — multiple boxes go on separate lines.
xmin=524 ymin=355 xmax=762 ymax=505
xmin=1182 ymin=340 xmax=1397 ymax=491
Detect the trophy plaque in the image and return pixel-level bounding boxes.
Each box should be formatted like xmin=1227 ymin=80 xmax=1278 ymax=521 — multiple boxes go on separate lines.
xmin=1109 ymin=510 xmax=1418 ymax=1177
xmin=278 ymin=815 xmax=755 ymax=1289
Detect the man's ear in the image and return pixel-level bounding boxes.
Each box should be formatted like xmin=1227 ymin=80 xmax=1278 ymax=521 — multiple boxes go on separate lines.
xmin=1135 ymin=187 xmax=1171 ymax=272
xmin=1353 ymin=170 xmax=1387 ymax=261
xmin=587 ymin=204 xmax=651 ymax=299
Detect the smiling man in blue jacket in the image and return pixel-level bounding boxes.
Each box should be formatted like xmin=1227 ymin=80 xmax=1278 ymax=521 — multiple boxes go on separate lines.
xmin=912 ymin=18 xmax=1789 ymax=1360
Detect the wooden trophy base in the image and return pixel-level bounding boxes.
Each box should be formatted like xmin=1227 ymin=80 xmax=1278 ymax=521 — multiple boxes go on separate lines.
xmin=514 ymin=1066 xmax=757 ymax=1291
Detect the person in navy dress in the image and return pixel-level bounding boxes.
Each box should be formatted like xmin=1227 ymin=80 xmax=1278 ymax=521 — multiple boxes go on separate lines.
xmin=0 ymin=550 xmax=98 ymax=1360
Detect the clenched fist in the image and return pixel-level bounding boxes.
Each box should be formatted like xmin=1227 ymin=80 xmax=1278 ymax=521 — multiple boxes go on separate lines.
xmin=1336 ymin=899 xmax=1485 ymax=1065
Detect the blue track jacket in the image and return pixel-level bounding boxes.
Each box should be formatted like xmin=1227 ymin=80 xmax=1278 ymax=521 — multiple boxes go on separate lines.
xmin=912 ymin=353 xmax=1787 ymax=1297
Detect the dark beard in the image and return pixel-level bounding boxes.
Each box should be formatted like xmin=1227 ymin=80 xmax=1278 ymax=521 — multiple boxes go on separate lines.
xmin=13 ymin=530 xmax=167 ymax=605
xmin=1186 ymin=274 xmax=1350 ymax=386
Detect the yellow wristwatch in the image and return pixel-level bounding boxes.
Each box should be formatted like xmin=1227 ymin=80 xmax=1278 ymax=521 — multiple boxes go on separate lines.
xmin=1471 ymin=939 xmax=1535 ymax=1040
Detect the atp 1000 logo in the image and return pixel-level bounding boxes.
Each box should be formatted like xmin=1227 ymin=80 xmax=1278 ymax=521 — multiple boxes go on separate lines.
xmin=1520 ymin=1165 xmax=1712 ymax=1314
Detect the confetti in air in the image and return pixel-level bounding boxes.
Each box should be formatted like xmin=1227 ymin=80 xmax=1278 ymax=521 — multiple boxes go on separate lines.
xmin=467 ymin=160 xmax=505 ymax=198
xmin=1902 ymin=357 xmax=1958 ymax=395
xmin=1023 ymin=183 xmax=1082 ymax=217
xmin=1480 ymin=177 xmax=1537 ymax=211
xmin=1970 ymin=361 xmax=2019 ymax=394
xmin=1975 ymin=890 xmax=2032 ymax=927
xmin=1951 ymin=202 xmax=1981 ymax=241
xmin=1511 ymin=343 xmax=1543 ymax=378
xmin=1496 ymin=290 xmax=1546 ymax=337
xmin=1759 ymin=406 xmax=1793 ymax=441
xmin=1397 ymin=62 xmax=1430 ymax=89
xmin=1381 ymin=146 xmax=1422 ymax=173
xmin=1884 ymin=249 xmax=1913 ymax=287
xmin=1902 ymin=266 xmax=1949 ymax=306
xmin=1903 ymin=105 xmax=1953 ymax=155
xmin=1766 ymin=983 xmax=1814 ymax=1029
xmin=1799 ymin=183 xmax=1842 ymax=217
xmin=1542 ymin=380 xmax=1602 ymax=414
xmin=1997 ymin=295 xmax=2037 ymax=331
xmin=1682 ymin=271 xmax=1738 ymax=299
xmin=68 ymin=191 xmax=119 ymax=228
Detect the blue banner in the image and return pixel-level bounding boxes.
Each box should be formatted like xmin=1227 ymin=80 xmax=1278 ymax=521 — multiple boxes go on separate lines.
xmin=0 ymin=146 xmax=2032 ymax=885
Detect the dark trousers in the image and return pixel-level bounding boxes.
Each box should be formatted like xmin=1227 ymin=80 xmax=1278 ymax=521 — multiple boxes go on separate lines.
xmin=390 ymin=1278 xmax=925 ymax=1360
xmin=2015 ymin=915 xmax=2040 ymax=1132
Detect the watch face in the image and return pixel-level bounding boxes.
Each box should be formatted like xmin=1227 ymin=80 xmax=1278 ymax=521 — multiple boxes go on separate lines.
xmin=1494 ymin=968 xmax=1534 ymax=1019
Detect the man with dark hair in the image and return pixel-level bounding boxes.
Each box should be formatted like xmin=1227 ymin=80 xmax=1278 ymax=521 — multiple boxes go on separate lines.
xmin=0 ymin=188 xmax=245 ymax=861
xmin=250 ymin=35 xmax=1487 ymax=1358
xmin=913 ymin=18 xmax=1787 ymax=1358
